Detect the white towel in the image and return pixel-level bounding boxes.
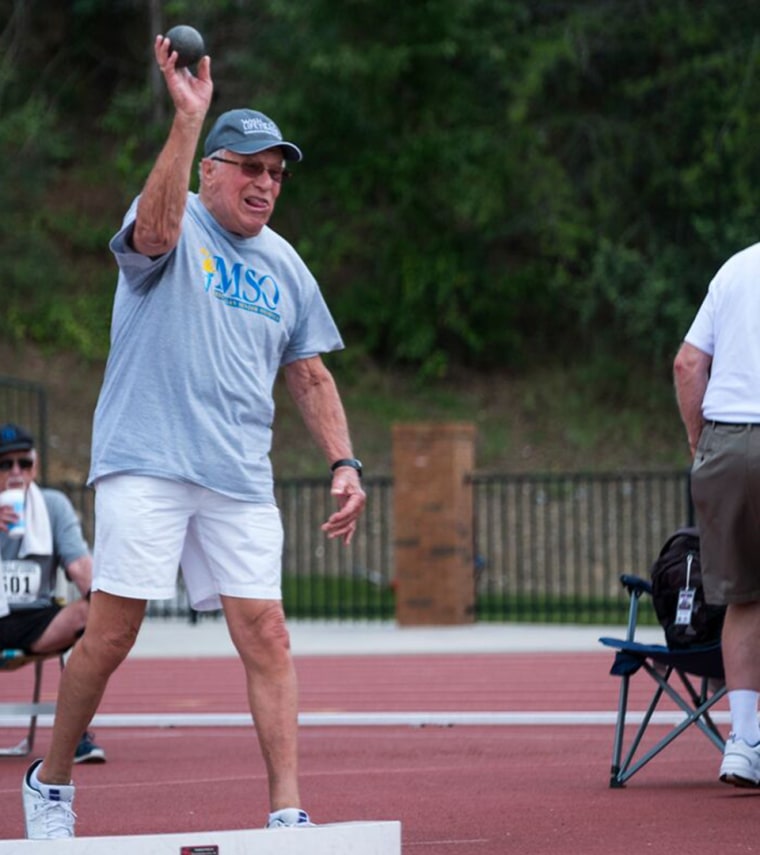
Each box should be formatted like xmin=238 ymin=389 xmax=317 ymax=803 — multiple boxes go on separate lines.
xmin=18 ymin=482 xmax=53 ymax=557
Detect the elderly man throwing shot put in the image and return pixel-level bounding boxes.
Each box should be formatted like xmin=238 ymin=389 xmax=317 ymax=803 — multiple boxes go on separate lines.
xmin=22 ymin=33 xmax=366 ymax=839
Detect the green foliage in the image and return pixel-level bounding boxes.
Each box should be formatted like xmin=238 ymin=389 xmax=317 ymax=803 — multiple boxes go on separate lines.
xmin=3 ymin=0 xmax=760 ymax=376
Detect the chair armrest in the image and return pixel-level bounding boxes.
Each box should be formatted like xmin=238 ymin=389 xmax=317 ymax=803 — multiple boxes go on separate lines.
xmin=620 ymin=574 xmax=652 ymax=597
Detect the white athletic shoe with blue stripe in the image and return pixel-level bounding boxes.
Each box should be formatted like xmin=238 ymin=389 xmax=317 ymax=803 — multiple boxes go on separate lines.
xmin=267 ymin=808 xmax=315 ymax=828
xmin=22 ymin=759 xmax=76 ymax=839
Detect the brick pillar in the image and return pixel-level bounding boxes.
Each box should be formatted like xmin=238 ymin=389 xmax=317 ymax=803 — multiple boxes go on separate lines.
xmin=392 ymin=422 xmax=476 ymax=626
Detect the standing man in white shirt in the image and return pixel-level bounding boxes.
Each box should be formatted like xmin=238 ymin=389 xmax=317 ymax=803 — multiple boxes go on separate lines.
xmin=674 ymin=242 xmax=760 ymax=787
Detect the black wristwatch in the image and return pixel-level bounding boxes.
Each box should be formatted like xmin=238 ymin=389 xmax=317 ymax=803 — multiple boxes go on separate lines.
xmin=330 ymin=458 xmax=363 ymax=478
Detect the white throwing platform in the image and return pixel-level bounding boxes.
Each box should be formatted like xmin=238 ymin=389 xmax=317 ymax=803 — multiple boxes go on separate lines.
xmin=0 ymin=821 xmax=401 ymax=854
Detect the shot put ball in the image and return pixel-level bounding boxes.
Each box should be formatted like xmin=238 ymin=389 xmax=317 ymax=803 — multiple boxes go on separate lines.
xmin=164 ymin=25 xmax=205 ymax=68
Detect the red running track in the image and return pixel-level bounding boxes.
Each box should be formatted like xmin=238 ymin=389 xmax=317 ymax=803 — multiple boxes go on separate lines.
xmin=0 ymin=651 xmax=756 ymax=853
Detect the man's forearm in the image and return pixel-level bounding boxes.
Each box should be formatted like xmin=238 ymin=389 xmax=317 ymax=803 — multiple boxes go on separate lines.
xmin=674 ymin=343 xmax=711 ymax=454
xmin=132 ymin=114 xmax=204 ymax=257
xmin=285 ymin=358 xmax=354 ymax=464
xmin=65 ymin=555 xmax=93 ymax=600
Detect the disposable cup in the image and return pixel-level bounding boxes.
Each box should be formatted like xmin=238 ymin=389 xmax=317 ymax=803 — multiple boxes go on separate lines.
xmin=0 ymin=488 xmax=25 ymax=538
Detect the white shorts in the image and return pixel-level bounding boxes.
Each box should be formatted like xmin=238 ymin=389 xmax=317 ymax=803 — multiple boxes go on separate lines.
xmin=92 ymin=474 xmax=284 ymax=611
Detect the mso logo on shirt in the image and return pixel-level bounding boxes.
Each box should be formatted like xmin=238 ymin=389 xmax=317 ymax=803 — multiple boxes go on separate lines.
xmin=201 ymin=248 xmax=281 ymax=322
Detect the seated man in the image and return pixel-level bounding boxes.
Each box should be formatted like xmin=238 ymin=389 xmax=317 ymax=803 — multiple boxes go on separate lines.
xmin=0 ymin=423 xmax=105 ymax=764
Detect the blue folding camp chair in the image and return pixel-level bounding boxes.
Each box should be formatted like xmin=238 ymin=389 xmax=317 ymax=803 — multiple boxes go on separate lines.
xmin=599 ymin=574 xmax=726 ymax=787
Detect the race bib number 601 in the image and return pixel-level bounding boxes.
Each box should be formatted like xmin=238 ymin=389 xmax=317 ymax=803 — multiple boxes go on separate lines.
xmin=2 ymin=560 xmax=42 ymax=605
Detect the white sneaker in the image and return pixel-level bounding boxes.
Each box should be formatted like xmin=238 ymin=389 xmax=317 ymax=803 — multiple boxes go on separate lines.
xmin=266 ymin=808 xmax=315 ymax=828
xmin=719 ymin=734 xmax=760 ymax=787
xmin=22 ymin=760 xmax=76 ymax=839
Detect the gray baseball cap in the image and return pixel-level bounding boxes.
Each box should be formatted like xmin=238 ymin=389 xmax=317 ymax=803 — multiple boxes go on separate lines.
xmin=203 ymin=109 xmax=303 ymax=162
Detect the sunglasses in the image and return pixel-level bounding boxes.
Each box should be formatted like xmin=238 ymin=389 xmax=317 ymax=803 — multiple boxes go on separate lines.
xmin=209 ymin=156 xmax=292 ymax=184
xmin=0 ymin=458 xmax=34 ymax=471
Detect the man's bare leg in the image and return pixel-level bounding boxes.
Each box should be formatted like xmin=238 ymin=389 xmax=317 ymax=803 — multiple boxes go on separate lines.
xmin=29 ymin=600 xmax=89 ymax=656
xmin=722 ymin=601 xmax=760 ymax=693
xmin=37 ymin=592 xmax=146 ymax=784
xmin=222 ymin=596 xmax=301 ymax=811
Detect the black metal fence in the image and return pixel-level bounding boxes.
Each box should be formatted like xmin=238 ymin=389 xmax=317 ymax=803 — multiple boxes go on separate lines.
xmin=57 ymin=469 xmax=690 ymax=624
xmin=0 ymin=375 xmax=690 ymax=625
xmin=471 ymin=471 xmax=692 ymax=624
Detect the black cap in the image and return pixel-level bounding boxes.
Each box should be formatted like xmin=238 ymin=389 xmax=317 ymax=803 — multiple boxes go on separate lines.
xmin=0 ymin=423 xmax=34 ymax=454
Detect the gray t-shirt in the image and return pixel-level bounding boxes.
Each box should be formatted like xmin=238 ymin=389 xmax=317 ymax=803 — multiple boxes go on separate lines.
xmin=88 ymin=194 xmax=344 ymax=502
xmin=0 ymin=489 xmax=89 ymax=611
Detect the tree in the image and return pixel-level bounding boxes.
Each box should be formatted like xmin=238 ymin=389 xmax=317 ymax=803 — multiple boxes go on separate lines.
xmin=4 ymin=0 xmax=760 ymax=378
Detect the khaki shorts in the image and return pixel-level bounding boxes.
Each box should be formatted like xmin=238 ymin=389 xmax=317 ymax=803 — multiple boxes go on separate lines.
xmin=92 ymin=474 xmax=284 ymax=611
xmin=691 ymin=422 xmax=760 ymax=605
